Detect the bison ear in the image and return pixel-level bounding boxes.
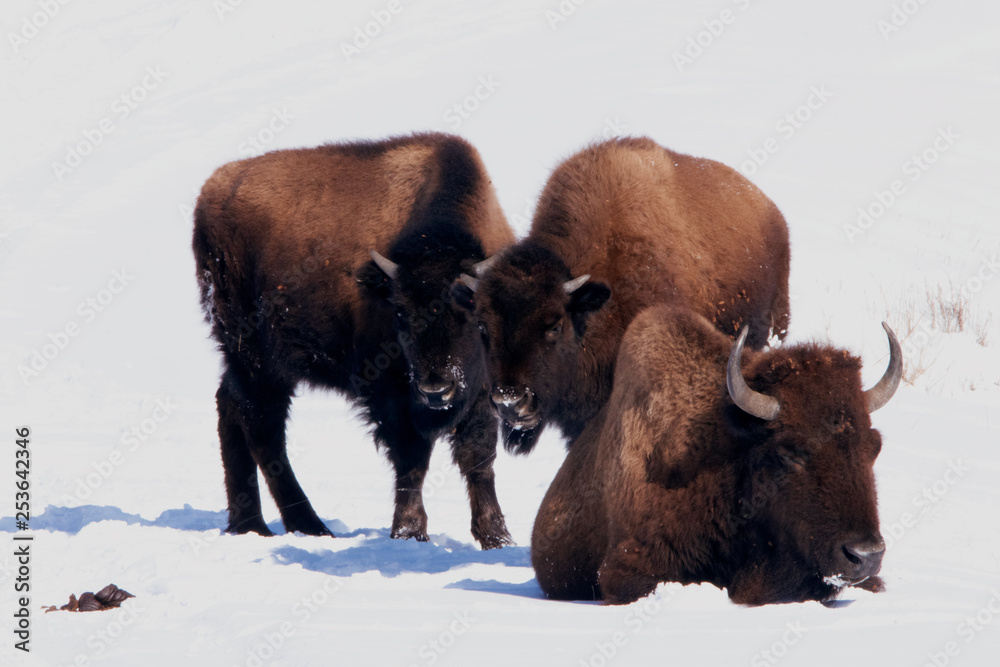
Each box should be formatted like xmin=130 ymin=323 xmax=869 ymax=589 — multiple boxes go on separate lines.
xmin=357 ymin=260 xmax=392 ymax=301
xmin=450 ymin=278 xmax=476 ymax=311
xmin=566 ymin=281 xmax=611 ymax=337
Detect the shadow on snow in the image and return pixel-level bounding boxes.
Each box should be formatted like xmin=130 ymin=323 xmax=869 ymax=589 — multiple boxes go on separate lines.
xmin=0 ymin=503 xmax=231 ymax=534
xmin=0 ymin=504 xmax=540 ymax=594
xmin=270 ymin=530 xmax=534 ymax=581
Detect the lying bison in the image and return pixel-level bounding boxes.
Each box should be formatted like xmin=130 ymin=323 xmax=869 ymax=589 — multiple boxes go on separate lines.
xmin=459 ymin=137 xmax=790 ymax=454
xmin=192 ymin=133 xmax=516 ymax=548
xmin=532 ymin=305 xmax=902 ymax=605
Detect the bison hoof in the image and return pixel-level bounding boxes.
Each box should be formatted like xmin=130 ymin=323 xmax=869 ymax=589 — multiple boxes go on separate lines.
xmin=391 ymin=525 xmax=430 ymax=542
xmin=475 ymin=528 xmax=514 ymax=550
xmin=282 ymin=518 xmax=335 ymax=537
xmin=226 ymin=519 xmax=275 ymax=537
xmin=478 ymin=534 xmax=514 ymax=550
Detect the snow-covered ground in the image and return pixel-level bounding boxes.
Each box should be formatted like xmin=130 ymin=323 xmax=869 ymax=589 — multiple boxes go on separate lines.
xmin=2 ymin=1 xmax=999 ymax=665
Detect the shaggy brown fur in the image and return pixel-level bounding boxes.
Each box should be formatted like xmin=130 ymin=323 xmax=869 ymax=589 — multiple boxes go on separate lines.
xmin=469 ymin=137 xmax=790 ymax=453
xmin=193 ymin=133 xmax=516 ymax=547
xmin=532 ymin=305 xmax=888 ymax=605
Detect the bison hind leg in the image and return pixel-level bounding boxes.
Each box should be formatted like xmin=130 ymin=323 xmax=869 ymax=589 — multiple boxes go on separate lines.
xmin=216 ymin=364 xmax=332 ymax=538
xmin=217 ymin=369 xmax=274 ymax=536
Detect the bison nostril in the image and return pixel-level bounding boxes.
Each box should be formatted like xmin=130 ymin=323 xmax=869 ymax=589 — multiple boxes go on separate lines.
xmin=840 ymin=537 xmax=885 ymax=577
xmin=418 ymin=380 xmax=456 ymax=402
xmin=842 ymin=545 xmax=862 ymax=566
xmin=491 ymin=386 xmax=527 ymax=408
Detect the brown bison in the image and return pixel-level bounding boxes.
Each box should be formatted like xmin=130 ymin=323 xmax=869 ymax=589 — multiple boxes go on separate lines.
xmin=531 ymin=305 xmax=902 ymax=605
xmin=192 ymin=133 xmax=516 ymax=548
xmin=458 ymin=137 xmax=790 ymax=454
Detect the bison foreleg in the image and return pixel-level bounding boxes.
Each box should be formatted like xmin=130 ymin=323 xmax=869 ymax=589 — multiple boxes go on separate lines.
xmin=381 ymin=428 xmax=432 ymax=542
xmin=449 ymin=394 xmax=512 ymax=549
xmin=597 ymin=541 xmax=661 ymax=605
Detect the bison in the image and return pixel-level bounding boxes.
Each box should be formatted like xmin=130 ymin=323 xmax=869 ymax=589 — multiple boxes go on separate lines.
xmin=192 ymin=132 xmax=516 ymax=548
xmin=459 ymin=137 xmax=790 ymax=454
xmin=531 ymin=305 xmax=902 ymax=605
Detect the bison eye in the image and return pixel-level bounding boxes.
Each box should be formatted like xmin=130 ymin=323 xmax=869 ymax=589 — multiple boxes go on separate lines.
xmin=544 ymin=322 xmax=562 ymax=343
xmin=478 ymin=322 xmax=490 ymax=345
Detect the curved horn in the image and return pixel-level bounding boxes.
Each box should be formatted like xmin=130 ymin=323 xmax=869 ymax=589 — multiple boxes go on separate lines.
xmin=863 ymin=322 xmax=903 ymax=413
xmin=369 ymin=249 xmax=399 ymax=280
xmin=459 ymin=273 xmax=479 ymax=292
xmin=563 ymin=274 xmax=591 ymax=295
xmin=472 ymin=255 xmax=499 ymax=276
xmin=727 ymin=326 xmax=780 ymax=421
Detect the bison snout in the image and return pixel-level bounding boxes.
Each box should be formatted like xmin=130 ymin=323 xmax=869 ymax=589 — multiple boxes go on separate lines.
xmin=490 ymin=386 xmax=539 ymax=430
xmin=836 ymin=536 xmax=885 ymax=582
xmin=416 ymin=379 xmax=457 ymax=409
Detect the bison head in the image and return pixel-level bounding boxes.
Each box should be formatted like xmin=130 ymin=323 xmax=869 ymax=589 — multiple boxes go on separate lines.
xmin=357 ymin=237 xmax=491 ymax=425
xmin=455 ymin=242 xmax=610 ymax=454
xmin=722 ymin=323 xmax=901 ymax=604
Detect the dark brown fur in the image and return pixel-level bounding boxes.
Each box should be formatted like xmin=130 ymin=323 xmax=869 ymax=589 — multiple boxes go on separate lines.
xmin=193 ymin=133 xmax=516 ymax=547
xmin=470 ymin=137 xmax=790 ymax=453
xmin=532 ymin=305 xmax=886 ymax=605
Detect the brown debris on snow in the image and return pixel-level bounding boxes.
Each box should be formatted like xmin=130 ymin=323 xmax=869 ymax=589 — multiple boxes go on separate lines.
xmin=43 ymin=584 xmax=135 ymax=613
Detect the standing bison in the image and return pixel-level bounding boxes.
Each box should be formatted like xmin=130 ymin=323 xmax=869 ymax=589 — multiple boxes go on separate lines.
xmin=532 ymin=305 xmax=902 ymax=605
xmin=193 ymin=133 xmax=516 ymax=548
xmin=460 ymin=137 xmax=790 ymax=454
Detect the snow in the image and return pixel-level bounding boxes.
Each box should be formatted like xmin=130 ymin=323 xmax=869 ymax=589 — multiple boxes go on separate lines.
xmin=2 ymin=0 xmax=999 ymax=665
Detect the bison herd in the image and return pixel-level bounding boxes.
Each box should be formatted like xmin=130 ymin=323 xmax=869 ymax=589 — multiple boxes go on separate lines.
xmin=193 ymin=132 xmax=901 ymax=606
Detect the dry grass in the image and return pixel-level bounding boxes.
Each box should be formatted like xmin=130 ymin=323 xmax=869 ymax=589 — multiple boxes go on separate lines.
xmin=883 ymin=282 xmax=992 ymax=385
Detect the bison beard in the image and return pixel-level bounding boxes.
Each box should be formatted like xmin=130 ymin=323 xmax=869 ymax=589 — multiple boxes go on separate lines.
xmin=193 ymin=133 xmax=515 ymax=549
xmin=531 ymin=305 xmax=900 ymax=605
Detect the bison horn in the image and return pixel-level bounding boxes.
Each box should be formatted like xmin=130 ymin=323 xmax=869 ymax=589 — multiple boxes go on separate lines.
xmin=471 ymin=255 xmax=499 ymax=276
xmin=727 ymin=326 xmax=781 ymax=421
xmin=369 ymin=249 xmax=399 ymax=280
xmin=563 ymin=274 xmax=591 ymax=294
xmin=459 ymin=273 xmax=480 ymax=292
xmin=863 ymin=322 xmax=903 ymax=413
